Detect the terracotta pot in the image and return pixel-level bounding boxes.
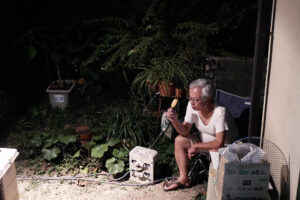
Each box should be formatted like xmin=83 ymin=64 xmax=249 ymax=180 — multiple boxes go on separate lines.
xmin=158 ymin=81 xmax=175 ymax=97
xmin=175 ymin=88 xmax=185 ymax=98
xmin=79 ymin=133 xmax=92 ymax=141
xmin=75 ymin=126 xmax=92 ymax=144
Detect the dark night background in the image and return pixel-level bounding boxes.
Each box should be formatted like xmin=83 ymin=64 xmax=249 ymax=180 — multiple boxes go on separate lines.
xmin=0 ymin=0 xmax=259 ymax=140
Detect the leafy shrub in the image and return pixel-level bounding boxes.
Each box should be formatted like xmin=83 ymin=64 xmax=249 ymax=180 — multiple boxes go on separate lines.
xmin=30 ymin=131 xmax=78 ymax=161
xmin=97 ymin=102 xmax=157 ymax=147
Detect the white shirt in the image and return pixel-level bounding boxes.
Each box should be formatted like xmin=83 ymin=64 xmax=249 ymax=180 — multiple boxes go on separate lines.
xmin=184 ymin=102 xmax=238 ymax=144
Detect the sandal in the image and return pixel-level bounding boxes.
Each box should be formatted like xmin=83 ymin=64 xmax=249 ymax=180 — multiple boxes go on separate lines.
xmin=163 ymin=180 xmax=190 ymax=191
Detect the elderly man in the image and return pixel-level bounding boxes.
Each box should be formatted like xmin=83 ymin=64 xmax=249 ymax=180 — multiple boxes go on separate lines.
xmin=163 ymin=78 xmax=237 ymax=191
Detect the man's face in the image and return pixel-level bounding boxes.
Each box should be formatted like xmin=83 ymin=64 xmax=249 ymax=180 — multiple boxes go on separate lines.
xmin=189 ymin=87 xmax=207 ymax=111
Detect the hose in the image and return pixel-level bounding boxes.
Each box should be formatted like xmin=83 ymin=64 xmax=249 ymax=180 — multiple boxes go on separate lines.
xmin=148 ymin=130 xmax=165 ymax=149
xmin=16 ymin=174 xmax=177 ymax=187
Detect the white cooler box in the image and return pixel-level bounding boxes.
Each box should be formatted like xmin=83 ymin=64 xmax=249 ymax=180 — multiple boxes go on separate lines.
xmin=0 ymin=148 xmax=19 ymax=200
xmin=129 ymin=146 xmax=158 ymax=183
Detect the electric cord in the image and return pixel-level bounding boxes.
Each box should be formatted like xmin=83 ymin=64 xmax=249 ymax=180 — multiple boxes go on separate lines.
xmin=16 ymin=173 xmax=177 ymax=187
xmin=148 ymin=110 xmax=171 ymax=149
xmin=147 ymin=92 xmax=160 ymax=107
xmin=148 ymin=130 xmax=166 ymax=149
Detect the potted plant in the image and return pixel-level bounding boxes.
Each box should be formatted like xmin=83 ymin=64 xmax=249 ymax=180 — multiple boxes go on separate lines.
xmin=45 ymin=54 xmax=76 ymax=110
xmin=46 ymin=79 xmax=76 ymax=110
xmin=75 ymin=125 xmax=92 ymax=145
xmin=13 ymin=24 xmax=81 ymax=110
xmin=133 ymin=56 xmax=196 ymax=97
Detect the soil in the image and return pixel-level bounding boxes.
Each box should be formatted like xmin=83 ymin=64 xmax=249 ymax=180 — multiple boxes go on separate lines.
xmin=16 ymin=166 xmax=207 ymax=200
xmin=49 ymin=83 xmax=72 ymax=90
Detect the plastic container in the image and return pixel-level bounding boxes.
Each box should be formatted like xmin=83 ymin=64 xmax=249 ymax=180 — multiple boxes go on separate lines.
xmin=46 ymin=80 xmax=76 ymax=110
xmin=0 ymin=148 xmax=19 ymax=200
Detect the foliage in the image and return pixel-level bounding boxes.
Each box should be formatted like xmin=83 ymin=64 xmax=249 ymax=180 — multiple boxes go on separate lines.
xmin=91 ymin=144 xmax=109 ymax=158
xmin=12 ymin=21 xmax=85 ymax=81
xmin=79 ymin=0 xmax=257 ymax=79
xmin=132 ymin=56 xmax=199 ymax=95
xmin=85 ymin=138 xmax=128 ymax=175
xmin=79 ymin=0 xmax=211 ymax=89
xmin=13 ymin=105 xmax=75 ymax=133
xmin=8 ymin=0 xmax=257 ymax=99
xmin=153 ymin=135 xmax=177 ymax=177
xmin=30 ymin=132 xmax=78 ymax=161
xmin=105 ymin=157 xmax=125 ymax=174
xmin=3 ymin=0 xmax=258 ymax=179
xmin=97 ymin=101 xmax=156 ymax=147
xmin=42 ymin=147 xmax=61 ymax=161
xmin=80 ymin=4 xmax=174 ymax=73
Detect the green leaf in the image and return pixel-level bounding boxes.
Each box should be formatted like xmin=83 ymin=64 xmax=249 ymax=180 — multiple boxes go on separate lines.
xmin=41 ymin=132 xmax=51 ymax=139
xmin=105 ymin=157 xmax=125 ymax=174
xmin=81 ymin=141 xmax=96 ymax=151
xmin=92 ymin=135 xmax=103 ymax=141
xmin=73 ymin=149 xmax=81 ymax=158
xmin=112 ymin=148 xmax=128 ymax=158
xmin=44 ymin=138 xmax=58 ymax=148
xmin=25 ymin=45 xmax=36 ymax=65
xmin=91 ymin=144 xmax=109 ymax=158
xmin=59 ymin=135 xmax=77 ymax=145
xmin=31 ymin=135 xmax=43 ymax=147
xmin=30 ymin=107 xmax=39 ymax=117
xmin=107 ymin=139 xmax=121 ymax=147
xmin=42 ymin=147 xmax=61 ymax=161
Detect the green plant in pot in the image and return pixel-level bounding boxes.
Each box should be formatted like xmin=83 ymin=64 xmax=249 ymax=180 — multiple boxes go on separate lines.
xmin=13 ymin=23 xmax=82 ymax=110
xmin=133 ymin=56 xmax=197 ymax=97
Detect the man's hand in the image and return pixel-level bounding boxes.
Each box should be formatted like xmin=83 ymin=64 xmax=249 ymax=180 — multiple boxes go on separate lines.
xmin=188 ymin=145 xmax=197 ymax=160
xmin=166 ymin=107 xmax=178 ymax=123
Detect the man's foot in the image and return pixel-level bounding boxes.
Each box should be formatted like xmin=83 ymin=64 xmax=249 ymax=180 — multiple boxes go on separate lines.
xmin=163 ymin=180 xmax=190 ymax=191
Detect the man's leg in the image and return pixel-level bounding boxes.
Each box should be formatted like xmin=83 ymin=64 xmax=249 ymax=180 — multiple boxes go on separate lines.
xmin=163 ymin=135 xmax=191 ymax=190
xmin=174 ymin=135 xmax=192 ymax=186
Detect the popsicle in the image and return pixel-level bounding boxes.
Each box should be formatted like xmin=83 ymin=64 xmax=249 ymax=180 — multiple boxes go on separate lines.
xmin=171 ymin=98 xmax=178 ymax=108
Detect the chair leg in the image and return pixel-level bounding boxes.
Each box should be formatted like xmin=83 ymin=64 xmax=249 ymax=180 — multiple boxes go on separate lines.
xmin=188 ymin=155 xmax=209 ymax=181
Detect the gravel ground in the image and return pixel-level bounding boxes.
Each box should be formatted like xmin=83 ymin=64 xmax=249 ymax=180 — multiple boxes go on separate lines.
xmin=17 ymin=177 xmax=206 ymax=200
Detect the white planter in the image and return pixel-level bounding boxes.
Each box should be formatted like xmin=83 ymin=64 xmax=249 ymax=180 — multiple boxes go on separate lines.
xmin=46 ymin=80 xmax=76 ymax=110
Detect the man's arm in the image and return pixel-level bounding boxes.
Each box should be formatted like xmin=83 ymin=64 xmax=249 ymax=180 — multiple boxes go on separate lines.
xmin=172 ymin=119 xmax=193 ymax=137
xmin=166 ymin=108 xmax=192 ymax=137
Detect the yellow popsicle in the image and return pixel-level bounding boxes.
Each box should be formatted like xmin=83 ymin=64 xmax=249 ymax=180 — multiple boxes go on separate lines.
xmin=171 ymin=98 xmax=178 ymax=108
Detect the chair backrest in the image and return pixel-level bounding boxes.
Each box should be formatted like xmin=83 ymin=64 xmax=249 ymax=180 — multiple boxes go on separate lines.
xmin=215 ymin=89 xmax=251 ymax=139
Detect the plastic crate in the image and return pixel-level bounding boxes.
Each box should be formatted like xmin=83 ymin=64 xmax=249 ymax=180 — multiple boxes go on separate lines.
xmin=46 ymin=80 xmax=76 ymax=110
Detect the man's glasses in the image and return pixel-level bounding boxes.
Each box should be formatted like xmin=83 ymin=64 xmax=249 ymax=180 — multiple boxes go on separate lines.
xmin=187 ymin=97 xmax=204 ymax=103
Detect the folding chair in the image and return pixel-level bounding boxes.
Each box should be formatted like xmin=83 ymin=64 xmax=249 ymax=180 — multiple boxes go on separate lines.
xmin=188 ymin=152 xmax=209 ymax=182
xmin=215 ymin=89 xmax=251 ymax=139
xmin=188 ymin=89 xmax=252 ymax=183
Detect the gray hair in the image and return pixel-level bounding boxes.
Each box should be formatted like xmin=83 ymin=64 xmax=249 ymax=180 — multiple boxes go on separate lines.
xmin=189 ymin=79 xmax=215 ymax=102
